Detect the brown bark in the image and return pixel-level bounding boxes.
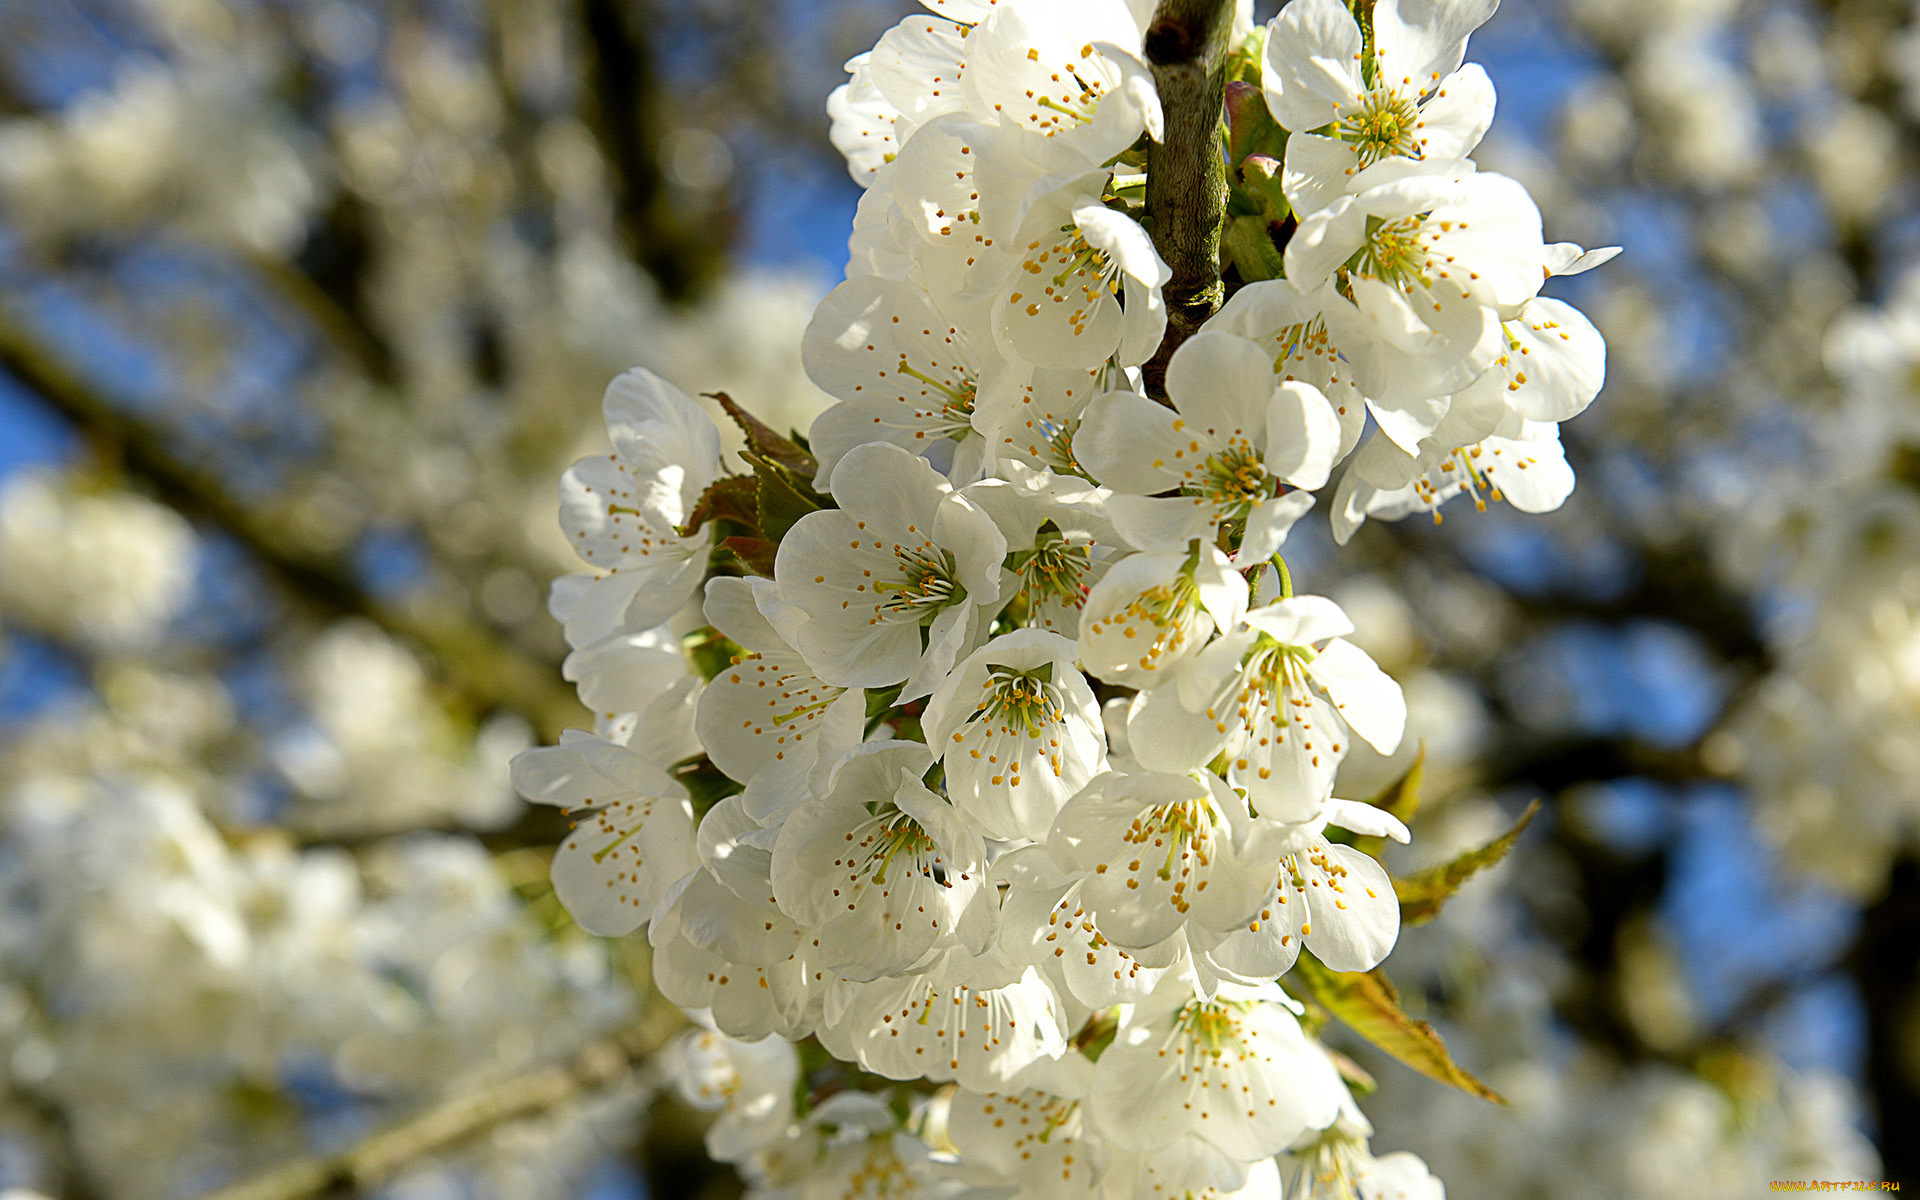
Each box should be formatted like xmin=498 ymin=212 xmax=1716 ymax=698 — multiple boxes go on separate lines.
xmin=1140 ymin=0 xmax=1236 ymax=403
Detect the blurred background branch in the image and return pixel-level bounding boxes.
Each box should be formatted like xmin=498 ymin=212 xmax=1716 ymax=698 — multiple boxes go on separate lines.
xmin=199 ymin=1006 xmax=685 ymax=1200
xmin=0 ymin=314 xmax=585 ymax=741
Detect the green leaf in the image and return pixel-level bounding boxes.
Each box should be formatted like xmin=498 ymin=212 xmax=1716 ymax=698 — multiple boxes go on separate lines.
xmin=1394 ymin=799 xmax=1541 ymax=927
xmin=751 ymin=454 xmax=827 ymax=541
xmin=710 ymin=391 xmax=818 ymax=479
xmin=722 ymin=535 xmax=779 ymax=577
xmin=1367 ymin=744 xmax=1426 ymax=825
xmin=864 ymin=683 xmax=906 ymax=723
xmin=1347 ymin=745 xmax=1425 ymax=858
xmin=1288 ymin=955 xmax=1505 ymax=1104
xmin=677 ymin=475 xmax=760 ymax=538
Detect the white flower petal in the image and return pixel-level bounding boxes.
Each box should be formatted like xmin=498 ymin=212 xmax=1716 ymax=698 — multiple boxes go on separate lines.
xmin=1263 ymin=0 xmax=1365 ymax=133
xmin=1412 ymin=62 xmax=1496 ymax=164
xmin=1241 ymin=596 xmax=1355 ymax=647
xmin=1373 ymin=0 xmax=1499 ymax=96
xmin=1284 ymin=194 xmax=1368 ymax=289
xmin=601 ymin=369 xmax=725 ymax=530
xmin=1263 ymin=380 xmax=1344 ymax=490
xmin=1479 ymin=425 xmax=1576 ymax=513
xmin=1071 ymin=388 xmax=1186 ymax=494
xmin=1299 ymin=840 xmax=1399 ymax=971
xmin=1088 ymin=996 xmax=1343 ymax=1162
xmin=1107 ymin=494 xmax=1219 ymax=553
xmin=1307 ymin=637 xmax=1407 ymax=754
xmin=1281 ymin=130 xmax=1362 ymax=219
xmin=1238 ymin=489 xmax=1317 ymax=563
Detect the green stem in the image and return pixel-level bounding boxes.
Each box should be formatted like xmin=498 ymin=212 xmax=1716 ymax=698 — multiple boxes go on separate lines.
xmin=1271 ymin=553 xmax=1294 ymax=600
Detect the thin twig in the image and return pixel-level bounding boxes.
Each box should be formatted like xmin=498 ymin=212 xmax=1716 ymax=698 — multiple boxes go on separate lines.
xmin=195 ymin=1010 xmax=683 ymax=1200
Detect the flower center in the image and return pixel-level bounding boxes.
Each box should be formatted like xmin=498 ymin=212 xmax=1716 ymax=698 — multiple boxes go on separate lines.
xmin=1412 ymin=444 xmax=1504 ymax=520
xmin=1292 ymin=1132 xmax=1371 ymax=1200
xmin=1024 ymin=53 xmax=1111 ymax=134
xmin=979 ymin=662 xmax=1065 ymax=736
xmin=858 ymin=809 xmax=941 ymax=886
xmin=1188 ymin=439 xmax=1276 ymax=520
xmin=1120 ymin=574 xmax=1200 ymax=666
xmin=1271 ymin=316 xmax=1336 ymax=374
xmin=1244 ymin=637 xmax=1314 ymax=690
xmin=1171 ymin=997 xmax=1252 ymax=1054
xmin=895 ymin=358 xmax=977 ymax=438
xmin=1203 ymin=638 xmax=1316 ymax=767
xmin=1017 ymin=227 xmax=1117 ymax=290
xmin=1339 ymin=87 xmax=1422 ymax=168
xmin=875 ymin=545 xmax=965 ymax=622
xmin=1352 ymin=213 xmax=1435 ymax=288
xmin=1010 ymin=226 xmax=1122 ymax=341
xmin=1010 ymin=528 xmax=1093 ymax=617
xmin=1125 ymin=795 xmax=1214 ymax=891
xmin=1033 ymin=1098 xmax=1078 ymax=1144
xmin=1046 ymin=417 xmax=1089 ymax=476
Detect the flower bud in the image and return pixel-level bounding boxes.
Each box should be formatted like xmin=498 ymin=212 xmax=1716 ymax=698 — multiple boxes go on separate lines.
xmin=1226 ymin=79 xmax=1282 ymax=168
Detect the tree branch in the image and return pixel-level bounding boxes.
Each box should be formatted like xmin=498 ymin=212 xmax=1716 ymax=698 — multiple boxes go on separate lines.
xmin=1141 ymin=0 xmax=1235 ymax=402
xmin=579 ymin=0 xmax=736 ymax=303
xmin=1851 ymin=854 xmax=1920 ymax=1185
xmin=194 ymin=1010 xmax=683 ymax=1200
xmin=0 ymin=315 xmax=584 ymax=742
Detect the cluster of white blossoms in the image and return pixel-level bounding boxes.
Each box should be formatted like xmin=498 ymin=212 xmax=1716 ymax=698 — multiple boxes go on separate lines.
xmin=270 ymin=620 xmax=529 ymax=836
xmin=516 ymin=0 xmax=1613 ymax=1194
xmin=0 ymin=769 xmax=637 ymax=1198
xmin=0 ymin=58 xmax=322 ymax=256
xmin=1721 ymin=267 xmax=1920 ymax=897
xmin=0 ymin=469 xmax=200 ymax=653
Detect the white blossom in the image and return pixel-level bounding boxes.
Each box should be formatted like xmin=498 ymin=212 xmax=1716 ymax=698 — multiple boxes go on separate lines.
xmin=769 ymin=742 xmax=988 ymax=980
xmin=1264 ymin=0 xmax=1499 ymax=216
xmin=696 ymin=576 xmax=866 ymax=824
xmin=1194 ymin=799 xmax=1409 ymax=981
xmin=664 ymin=1027 xmax=801 ymax=1164
xmin=819 ymin=946 xmax=1071 ymax=1092
xmin=1076 ymin=331 xmax=1343 ymax=563
xmin=827 ymin=54 xmax=903 ymax=186
xmin=1283 ymin=173 xmax=1546 ymax=447
xmin=1330 ymin=419 xmax=1576 ymax=542
xmin=962 ymin=463 xmax=1122 ymax=637
xmin=946 ymin=1055 xmax=1105 ymax=1197
xmin=1087 ymin=984 xmax=1344 ymax=1170
xmin=988 ymin=173 xmax=1170 ymax=370
xmin=1125 ymin=595 xmax=1406 ymax=817
xmin=1046 ymin=768 xmax=1260 ymax=953
xmin=497 ymin=0 xmax=1630 ymax=1186
xmin=509 ymin=733 xmax=698 ymax=935
xmin=774 ymin=442 xmax=1007 ymax=699
xmin=550 ymin=369 xmax=724 ymax=647
xmin=0 ymin=470 xmax=198 ymax=652
xmin=923 ymin=628 xmax=1108 ymax=842
xmin=802 ymin=271 xmax=1009 ymax=484
xmin=1077 ymin=543 xmax=1248 ymax=689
